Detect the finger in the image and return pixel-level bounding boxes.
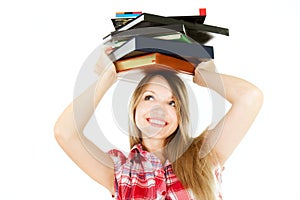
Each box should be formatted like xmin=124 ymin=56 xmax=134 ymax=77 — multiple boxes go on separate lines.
xmin=196 ymin=60 xmax=216 ymax=72
xmin=94 ymin=46 xmax=115 ymax=76
xmin=104 ymin=46 xmax=114 ymax=55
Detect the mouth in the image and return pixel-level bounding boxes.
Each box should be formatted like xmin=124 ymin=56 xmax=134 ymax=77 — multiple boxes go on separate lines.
xmin=146 ymin=118 xmax=168 ymax=128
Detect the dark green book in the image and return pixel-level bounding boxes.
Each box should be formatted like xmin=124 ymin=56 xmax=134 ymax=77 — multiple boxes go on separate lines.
xmin=103 ymin=25 xmax=198 ymax=48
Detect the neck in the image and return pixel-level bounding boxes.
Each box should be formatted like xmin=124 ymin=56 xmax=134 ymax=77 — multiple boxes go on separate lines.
xmin=142 ymin=138 xmax=165 ymax=152
xmin=142 ymin=139 xmax=166 ymax=163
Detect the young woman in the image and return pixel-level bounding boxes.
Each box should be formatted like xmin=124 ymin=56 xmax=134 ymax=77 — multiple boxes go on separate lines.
xmin=54 ymin=47 xmax=263 ymax=199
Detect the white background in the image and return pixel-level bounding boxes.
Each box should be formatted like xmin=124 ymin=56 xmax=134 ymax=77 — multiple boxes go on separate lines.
xmin=1 ymin=0 xmax=300 ymax=199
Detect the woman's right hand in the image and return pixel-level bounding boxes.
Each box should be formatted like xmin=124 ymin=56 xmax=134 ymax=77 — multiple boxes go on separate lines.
xmin=94 ymin=45 xmax=117 ymax=83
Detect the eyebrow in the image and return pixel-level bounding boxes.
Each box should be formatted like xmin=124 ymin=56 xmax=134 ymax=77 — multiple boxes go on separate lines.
xmin=143 ymin=90 xmax=175 ymax=100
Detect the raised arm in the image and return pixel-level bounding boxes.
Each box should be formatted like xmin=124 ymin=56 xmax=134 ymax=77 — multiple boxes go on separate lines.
xmin=193 ymin=61 xmax=263 ymax=165
xmin=54 ymin=47 xmax=117 ymax=194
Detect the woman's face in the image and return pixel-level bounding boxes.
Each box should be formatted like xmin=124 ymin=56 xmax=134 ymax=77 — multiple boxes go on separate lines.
xmin=135 ymin=75 xmax=179 ymax=140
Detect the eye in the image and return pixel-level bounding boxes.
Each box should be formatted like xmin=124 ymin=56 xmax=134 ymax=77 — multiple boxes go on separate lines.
xmin=144 ymin=95 xmax=154 ymax=101
xmin=169 ymin=100 xmax=176 ymax=107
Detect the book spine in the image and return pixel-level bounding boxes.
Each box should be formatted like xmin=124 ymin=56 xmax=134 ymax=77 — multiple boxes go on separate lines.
xmin=115 ymin=11 xmax=142 ymax=18
xmin=115 ymin=14 xmax=141 ymax=18
xmin=115 ymin=54 xmax=155 ymax=72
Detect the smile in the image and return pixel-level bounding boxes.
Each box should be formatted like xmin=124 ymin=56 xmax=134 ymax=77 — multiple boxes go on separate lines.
xmin=146 ymin=118 xmax=167 ymax=127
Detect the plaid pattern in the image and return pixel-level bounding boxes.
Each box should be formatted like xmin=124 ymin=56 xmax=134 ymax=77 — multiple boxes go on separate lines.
xmin=108 ymin=144 xmax=223 ymax=200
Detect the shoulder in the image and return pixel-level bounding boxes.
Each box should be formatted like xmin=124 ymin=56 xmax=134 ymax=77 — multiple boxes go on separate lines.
xmin=107 ymin=144 xmax=142 ymax=167
xmin=108 ymin=148 xmax=127 ymax=166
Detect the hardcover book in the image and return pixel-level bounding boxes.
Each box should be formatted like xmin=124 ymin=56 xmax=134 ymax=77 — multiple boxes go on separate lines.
xmin=104 ymin=24 xmax=187 ymax=41
xmin=103 ymin=24 xmax=213 ymax=45
xmin=111 ymin=14 xmax=206 ymax=30
xmin=113 ymin=13 xmax=229 ymax=36
xmin=114 ymin=52 xmax=196 ymax=75
xmin=108 ymin=35 xmax=214 ymax=65
xmin=105 ymin=29 xmax=195 ymax=48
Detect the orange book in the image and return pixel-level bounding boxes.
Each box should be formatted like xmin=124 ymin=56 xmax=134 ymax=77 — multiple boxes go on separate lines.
xmin=114 ymin=52 xmax=196 ymax=75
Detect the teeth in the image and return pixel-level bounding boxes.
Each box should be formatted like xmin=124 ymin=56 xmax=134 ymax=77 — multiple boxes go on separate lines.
xmin=149 ymin=119 xmax=165 ymax=125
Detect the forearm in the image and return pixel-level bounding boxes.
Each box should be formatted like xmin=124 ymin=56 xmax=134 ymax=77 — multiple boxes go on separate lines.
xmin=55 ymin=72 xmax=116 ymax=137
xmin=194 ymin=67 xmax=263 ymax=164
xmin=194 ymin=69 xmax=262 ymax=104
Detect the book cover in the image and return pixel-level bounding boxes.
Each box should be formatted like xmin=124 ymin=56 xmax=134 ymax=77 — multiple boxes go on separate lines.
xmin=115 ymin=11 xmax=142 ymax=18
xmin=111 ymin=14 xmax=206 ymax=30
xmin=103 ymin=24 xmax=213 ymax=45
xmin=105 ymin=30 xmax=194 ymax=48
xmin=114 ymin=13 xmax=229 ymax=36
xmin=104 ymin=24 xmax=187 ymax=41
xmin=115 ymin=52 xmax=196 ymax=74
xmin=108 ymin=35 xmax=214 ymax=65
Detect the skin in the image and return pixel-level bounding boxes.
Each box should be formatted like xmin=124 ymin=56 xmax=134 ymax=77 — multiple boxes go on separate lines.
xmin=54 ymin=48 xmax=263 ymax=196
xmin=135 ymin=76 xmax=178 ymax=146
xmin=135 ymin=76 xmax=179 ymax=161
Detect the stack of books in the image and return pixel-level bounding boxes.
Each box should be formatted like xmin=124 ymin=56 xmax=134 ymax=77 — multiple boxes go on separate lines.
xmin=103 ymin=10 xmax=229 ymax=75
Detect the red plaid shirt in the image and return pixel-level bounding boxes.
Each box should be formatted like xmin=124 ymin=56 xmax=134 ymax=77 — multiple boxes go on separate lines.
xmin=108 ymin=144 xmax=223 ymax=200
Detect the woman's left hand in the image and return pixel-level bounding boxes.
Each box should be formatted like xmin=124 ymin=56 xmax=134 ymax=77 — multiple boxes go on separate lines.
xmin=193 ymin=60 xmax=216 ymax=87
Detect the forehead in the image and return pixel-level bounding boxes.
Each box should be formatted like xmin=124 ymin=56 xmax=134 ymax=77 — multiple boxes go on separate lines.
xmin=144 ymin=75 xmax=171 ymax=91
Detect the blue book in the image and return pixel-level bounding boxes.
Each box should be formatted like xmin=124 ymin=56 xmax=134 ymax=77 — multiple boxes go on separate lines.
xmin=108 ymin=35 xmax=214 ymax=65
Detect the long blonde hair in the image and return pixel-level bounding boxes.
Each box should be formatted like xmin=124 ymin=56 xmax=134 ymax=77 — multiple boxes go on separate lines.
xmin=128 ymin=70 xmax=219 ymax=199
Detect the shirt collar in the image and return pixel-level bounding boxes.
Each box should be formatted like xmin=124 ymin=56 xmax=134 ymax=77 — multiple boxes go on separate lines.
xmin=130 ymin=143 xmax=171 ymax=167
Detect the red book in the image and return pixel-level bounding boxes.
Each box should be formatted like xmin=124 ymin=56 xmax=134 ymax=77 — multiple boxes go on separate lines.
xmin=114 ymin=52 xmax=196 ymax=75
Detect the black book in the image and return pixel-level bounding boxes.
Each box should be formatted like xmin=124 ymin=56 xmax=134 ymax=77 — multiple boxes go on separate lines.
xmin=108 ymin=35 xmax=214 ymax=65
xmin=103 ymin=24 xmax=213 ymax=44
xmin=113 ymin=13 xmax=229 ymax=36
xmin=111 ymin=14 xmax=206 ymax=30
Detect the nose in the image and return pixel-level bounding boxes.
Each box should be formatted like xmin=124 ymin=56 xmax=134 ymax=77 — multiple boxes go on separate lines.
xmin=149 ymin=105 xmax=166 ymax=119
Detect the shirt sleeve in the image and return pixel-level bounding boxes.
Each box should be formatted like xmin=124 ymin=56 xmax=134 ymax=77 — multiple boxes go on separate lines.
xmin=107 ymin=149 xmax=127 ymax=199
xmin=214 ymin=165 xmax=225 ymax=200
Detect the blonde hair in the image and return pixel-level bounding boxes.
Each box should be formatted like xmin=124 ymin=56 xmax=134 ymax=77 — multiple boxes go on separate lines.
xmin=128 ymin=70 xmax=219 ymax=199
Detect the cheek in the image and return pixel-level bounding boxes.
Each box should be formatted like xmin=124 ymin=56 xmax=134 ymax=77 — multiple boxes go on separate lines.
xmin=169 ymin=109 xmax=178 ymax=122
xmin=166 ymin=109 xmax=179 ymax=131
xmin=135 ymin=103 xmax=147 ymax=124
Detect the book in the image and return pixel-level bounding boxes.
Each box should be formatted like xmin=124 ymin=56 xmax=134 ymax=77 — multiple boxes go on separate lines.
xmin=114 ymin=52 xmax=196 ymax=75
xmin=113 ymin=13 xmax=229 ymax=36
xmin=104 ymin=24 xmax=187 ymax=41
xmin=110 ymin=33 xmax=193 ymax=48
xmin=104 ymin=28 xmax=194 ymax=48
xmin=103 ymin=24 xmax=213 ymax=45
xmin=111 ymin=14 xmax=206 ymax=30
xmin=111 ymin=18 xmax=134 ymax=30
xmin=115 ymin=11 xmax=142 ymax=18
xmin=108 ymin=35 xmax=214 ymax=65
